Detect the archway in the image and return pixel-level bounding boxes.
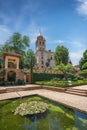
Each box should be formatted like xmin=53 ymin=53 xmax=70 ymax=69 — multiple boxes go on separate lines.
xmin=7 ymin=71 xmax=16 ymax=82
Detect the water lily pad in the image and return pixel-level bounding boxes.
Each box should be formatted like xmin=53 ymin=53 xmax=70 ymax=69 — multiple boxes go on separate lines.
xmin=14 ymin=101 xmax=48 ymax=116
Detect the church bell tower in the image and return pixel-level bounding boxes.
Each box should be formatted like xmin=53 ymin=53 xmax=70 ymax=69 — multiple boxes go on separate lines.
xmin=35 ymin=33 xmax=46 ymax=51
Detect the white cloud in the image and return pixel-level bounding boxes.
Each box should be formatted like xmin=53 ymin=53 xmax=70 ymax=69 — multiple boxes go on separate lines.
xmin=23 ymin=21 xmax=47 ymax=44
xmin=71 ymin=40 xmax=85 ymax=48
xmin=15 ymin=0 xmax=41 ymax=31
xmin=0 ymin=25 xmax=11 ymax=45
xmin=54 ymin=39 xmax=65 ymax=44
xmin=76 ymin=0 xmax=87 ymax=16
xmin=70 ymin=50 xmax=84 ymax=65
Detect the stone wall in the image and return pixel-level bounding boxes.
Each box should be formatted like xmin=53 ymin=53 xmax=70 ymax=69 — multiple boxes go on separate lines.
xmin=5 ymin=68 xmax=24 ymax=81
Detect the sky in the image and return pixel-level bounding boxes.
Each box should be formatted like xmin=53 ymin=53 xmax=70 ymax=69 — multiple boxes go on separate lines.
xmin=0 ymin=0 xmax=87 ymax=65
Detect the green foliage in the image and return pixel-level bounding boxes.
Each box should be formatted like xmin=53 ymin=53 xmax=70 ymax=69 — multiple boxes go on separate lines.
xmin=35 ymin=80 xmax=87 ymax=87
xmin=1 ymin=96 xmax=83 ymax=130
xmin=0 ymin=69 xmax=5 ymax=76
xmin=1 ymin=32 xmax=30 ymax=55
xmin=54 ymin=45 xmax=70 ymax=65
xmin=0 ymin=80 xmax=10 ymax=86
xmin=55 ymin=63 xmax=72 ymax=80
xmin=36 ymin=80 xmax=69 ymax=87
xmin=14 ymin=101 xmax=48 ymax=116
xmin=16 ymin=79 xmax=25 ymax=85
xmin=82 ymin=62 xmax=87 ymax=70
xmin=22 ymin=49 xmax=35 ymax=69
xmin=33 ymin=73 xmax=64 ymax=82
xmin=66 ymin=73 xmax=77 ymax=80
xmin=79 ymin=50 xmax=87 ymax=70
xmin=55 ymin=63 xmax=72 ymax=72
xmin=79 ymin=69 xmax=87 ymax=78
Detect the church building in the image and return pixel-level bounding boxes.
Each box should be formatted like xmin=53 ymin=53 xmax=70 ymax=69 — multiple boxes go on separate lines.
xmin=35 ymin=33 xmax=55 ymax=69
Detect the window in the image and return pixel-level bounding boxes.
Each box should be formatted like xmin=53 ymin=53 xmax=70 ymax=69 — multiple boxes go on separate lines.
xmin=42 ymin=61 xmax=44 ymax=64
xmin=39 ymin=41 xmax=41 ymax=45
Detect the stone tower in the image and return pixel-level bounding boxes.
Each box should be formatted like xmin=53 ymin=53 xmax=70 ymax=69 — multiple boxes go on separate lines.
xmin=35 ymin=34 xmax=55 ymax=69
xmin=35 ymin=33 xmax=46 ymax=51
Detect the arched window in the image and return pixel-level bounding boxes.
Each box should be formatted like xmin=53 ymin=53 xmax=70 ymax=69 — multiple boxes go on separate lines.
xmin=39 ymin=41 xmax=41 ymax=45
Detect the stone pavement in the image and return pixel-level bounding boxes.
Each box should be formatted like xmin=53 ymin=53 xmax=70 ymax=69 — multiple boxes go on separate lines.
xmin=0 ymin=87 xmax=87 ymax=113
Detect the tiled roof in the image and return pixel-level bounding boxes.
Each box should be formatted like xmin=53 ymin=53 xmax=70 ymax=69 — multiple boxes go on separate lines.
xmin=3 ymin=52 xmax=22 ymax=58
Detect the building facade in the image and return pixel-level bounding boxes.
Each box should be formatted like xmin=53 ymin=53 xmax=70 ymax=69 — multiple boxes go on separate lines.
xmin=3 ymin=52 xmax=31 ymax=83
xmin=35 ymin=34 xmax=55 ymax=69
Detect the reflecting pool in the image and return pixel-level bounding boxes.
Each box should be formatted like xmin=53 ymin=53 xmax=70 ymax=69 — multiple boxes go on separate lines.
xmin=0 ymin=95 xmax=87 ymax=130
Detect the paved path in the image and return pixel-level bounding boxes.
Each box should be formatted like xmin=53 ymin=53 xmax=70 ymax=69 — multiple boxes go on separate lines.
xmin=0 ymin=89 xmax=87 ymax=113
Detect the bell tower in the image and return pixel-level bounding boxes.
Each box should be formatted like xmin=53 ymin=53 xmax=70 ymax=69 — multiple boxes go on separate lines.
xmin=35 ymin=33 xmax=46 ymax=51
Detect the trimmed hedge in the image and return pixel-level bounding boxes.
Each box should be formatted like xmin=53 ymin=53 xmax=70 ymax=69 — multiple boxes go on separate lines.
xmin=33 ymin=73 xmax=64 ymax=82
xmin=33 ymin=72 xmax=79 ymax=83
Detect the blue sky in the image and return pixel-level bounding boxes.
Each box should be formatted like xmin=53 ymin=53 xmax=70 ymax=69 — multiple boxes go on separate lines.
xmin=0 ymin=0 xmax=87 ymax=65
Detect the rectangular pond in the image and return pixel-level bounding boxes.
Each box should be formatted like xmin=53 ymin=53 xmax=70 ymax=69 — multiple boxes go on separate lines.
xmin=0 ymin=95 xmax=87 ymax=130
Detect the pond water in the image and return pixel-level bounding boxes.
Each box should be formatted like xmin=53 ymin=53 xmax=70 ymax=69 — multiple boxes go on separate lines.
xmin=0 ymin=95 xmax=87 ymax=130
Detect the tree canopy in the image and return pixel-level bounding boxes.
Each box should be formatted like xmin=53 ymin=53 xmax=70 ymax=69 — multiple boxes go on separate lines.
xmin=54 ymin=45 xmax=70 ymax=65
xmin=21 ymin=49 xmax=36 ymax=69
xmin=1 ymin=32 xmax=30 ymax=55
xmin=55 ymin=63 xmax=72 ymax=80
xmin=79 ymin=50 xmax=87 ymax=70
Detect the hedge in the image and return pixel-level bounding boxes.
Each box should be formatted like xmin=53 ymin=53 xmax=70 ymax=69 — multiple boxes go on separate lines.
xmin=33 ymin=73 xmax=64 ymax=82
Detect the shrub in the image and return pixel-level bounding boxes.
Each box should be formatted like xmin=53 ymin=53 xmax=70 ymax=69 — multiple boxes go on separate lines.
xmin=66 ymin=73 xmax=77 ymax=81
xmin=33 ymin=73 xmax=64 ymax=82
xmin=51 ymin=77 xmax=60 ymax=81
xmin=16 ymin=79 xmax=25 ymax=85
xmin=0 ymin=80 xmax=9 ymax=86
xmin=79 ymin=69 xmax=87 ymax=78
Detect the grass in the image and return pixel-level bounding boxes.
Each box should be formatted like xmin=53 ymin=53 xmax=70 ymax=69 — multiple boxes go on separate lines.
xmin=0 ymin=96 xmax=87 ymax=130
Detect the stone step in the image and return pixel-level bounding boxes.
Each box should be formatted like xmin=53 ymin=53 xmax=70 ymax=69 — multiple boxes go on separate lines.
xmin=67 ymin=88 xmax=86 ymax=92
xmin=66 ymin=91 xmax=86 ymax=96
xmin=65 ymin=89 xmax=87 ymax=96
xmin=66 ymin=89 xmax=86 ymax=93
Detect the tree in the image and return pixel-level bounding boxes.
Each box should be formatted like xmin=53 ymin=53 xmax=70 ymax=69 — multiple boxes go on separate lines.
xmin=79 ymin=50 xmax=87 ymax=70
xmin=1 ymin=32 xmax=30 ymax=55
xmin=54 ymin=45 xmax=70 ymax=65
xmin=55 ymin=63 xmax=72 ymax=80
xmin=79 ymin=50 xmax=87 ymax=78
xmin=21 ymin=49 xmax=36 ymax=83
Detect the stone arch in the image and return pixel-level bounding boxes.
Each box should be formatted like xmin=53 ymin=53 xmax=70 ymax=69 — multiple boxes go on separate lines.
xmin=7 ymin=71 xmax=16 ymax=82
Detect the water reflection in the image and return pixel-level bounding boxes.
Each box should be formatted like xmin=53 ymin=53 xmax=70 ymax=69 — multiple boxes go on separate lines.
xmin=24 ymin=116 xmax=37 ymax=130
xmin=74 ymin=110 xmax=87 ymax=130
xmin=49 ymin=117 xmax=63 ymax=130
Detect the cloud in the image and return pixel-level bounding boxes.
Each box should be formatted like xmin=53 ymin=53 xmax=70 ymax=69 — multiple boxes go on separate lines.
xmin=23 ymin=21 xmax=47 ymax=50
xmin=70 ymin=50 xmax=85 ymax=65
xmin=71 ymin=40 xmax=85 ymax=49
xmin=54 ymin=39 xmax=65 ymax=44
xmin=0 ymin=25 xmax=11 ymax=45
xmin=14 ymin=0 xmax=42 ymax=31
xmin=76 ymin=0 xmax=87 ymax=16
xmin=51 ymin=39 xmax=85 ymax=65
